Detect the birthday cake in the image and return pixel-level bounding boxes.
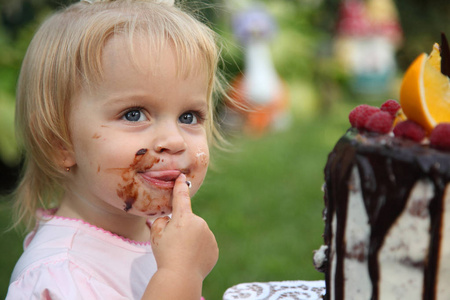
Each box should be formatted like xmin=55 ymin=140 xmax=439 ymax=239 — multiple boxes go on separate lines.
xmin=314 ymin=36 xmax=450 ymax=300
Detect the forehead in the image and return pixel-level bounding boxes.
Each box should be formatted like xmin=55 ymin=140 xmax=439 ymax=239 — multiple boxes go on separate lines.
xmin=101 ymin=33 xmax=209 ymax=82
xmin=97 ymin=35 xmax=207 ymax=91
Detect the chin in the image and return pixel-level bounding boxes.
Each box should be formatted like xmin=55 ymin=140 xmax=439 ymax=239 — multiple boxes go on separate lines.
xmin=125 ymin=200 xmax=172 ymax=218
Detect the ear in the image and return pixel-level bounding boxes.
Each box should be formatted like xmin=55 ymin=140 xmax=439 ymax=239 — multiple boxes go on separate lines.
xmin=59 ymin=145 xmax=76 ymax=169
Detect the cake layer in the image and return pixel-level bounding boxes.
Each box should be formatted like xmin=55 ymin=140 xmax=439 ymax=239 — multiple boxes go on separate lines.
xmin=321 ymin=128 xmax=450 ymax=300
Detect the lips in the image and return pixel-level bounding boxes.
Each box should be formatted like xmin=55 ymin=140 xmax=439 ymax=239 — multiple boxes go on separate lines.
xmin=139 ymin=169 xmax=182 ymax=189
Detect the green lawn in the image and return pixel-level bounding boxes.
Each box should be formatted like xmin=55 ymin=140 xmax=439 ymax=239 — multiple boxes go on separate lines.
xmin=0 ymin=102 xmax=356 ymax=299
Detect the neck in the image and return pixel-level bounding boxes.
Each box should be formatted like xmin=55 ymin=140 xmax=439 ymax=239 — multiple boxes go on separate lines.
xmin=56 ymin=190 xmax=151 ymax=243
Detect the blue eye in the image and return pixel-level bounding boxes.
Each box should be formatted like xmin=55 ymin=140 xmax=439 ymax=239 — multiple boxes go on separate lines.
xmin=179 ymin=112 xmax=198 ymax=124
xmin=123 ymin=109 xmax=146 ymax=122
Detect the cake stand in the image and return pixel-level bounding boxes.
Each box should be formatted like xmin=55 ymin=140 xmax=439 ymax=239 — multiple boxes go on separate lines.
xmin=223 ymin=280 xmax=326 ymax=299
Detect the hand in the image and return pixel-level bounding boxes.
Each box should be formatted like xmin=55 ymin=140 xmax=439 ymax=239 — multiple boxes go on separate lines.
xmin=150 ymin=173 xmax=219 ymax=280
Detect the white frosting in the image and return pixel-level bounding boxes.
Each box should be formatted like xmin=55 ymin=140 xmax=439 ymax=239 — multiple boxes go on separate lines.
xmin=313 ymin=245 xmax=328 ymax=269
xmin=438 ymin=186 xmax=450 ymax=299
xmin=378 ymin=179 xmax=433 ymax=300
xmin=330 ymin=210 xmax=337 ymax=300
xmin=343 ymin=166 xmax=372 ymax=299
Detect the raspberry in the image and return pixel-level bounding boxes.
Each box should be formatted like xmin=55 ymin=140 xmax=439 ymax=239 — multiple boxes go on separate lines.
xmin=380 ymin=99 xmax=401 ymax=117
xmin=364 ymin=111 xmax=393 ymax=133
xmin=393 ymin=120 xmax=426 ymax=142
xmin=349 ymin=105 xmax=380 ymax=129
xmin=430 ymin=123 xmax=450 ymax=150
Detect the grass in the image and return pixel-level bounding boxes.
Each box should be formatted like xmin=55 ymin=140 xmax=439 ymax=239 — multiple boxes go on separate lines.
xmin=0 ymin=101 xmax=355 ymax=299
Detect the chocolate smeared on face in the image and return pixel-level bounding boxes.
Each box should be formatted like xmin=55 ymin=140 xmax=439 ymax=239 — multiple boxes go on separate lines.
xmin=136 ymin=148 xmax=148 ymax=156
xmin=124 ymin=198 xmax=134 ymax=212
xmin=116 ymin=148 xmax=160 ymax=213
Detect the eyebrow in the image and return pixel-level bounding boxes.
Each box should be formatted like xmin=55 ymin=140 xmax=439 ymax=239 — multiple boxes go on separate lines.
xmin=103 ymin=94 xmax=208 ymax=110
xmin=186 ymin=98 xmax=208 ymax=109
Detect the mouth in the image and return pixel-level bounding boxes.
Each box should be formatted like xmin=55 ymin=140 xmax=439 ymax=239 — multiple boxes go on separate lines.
xmin=138 ymin=169 xmax=183 ymax=189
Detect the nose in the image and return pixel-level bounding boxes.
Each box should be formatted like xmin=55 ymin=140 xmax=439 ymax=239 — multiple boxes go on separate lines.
xmin=152 ymin=122 xmax=187 ymax=154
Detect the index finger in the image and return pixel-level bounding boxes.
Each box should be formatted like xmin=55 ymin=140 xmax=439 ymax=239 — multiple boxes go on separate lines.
xmin=171 ymin=173 xmax=193 ymax=217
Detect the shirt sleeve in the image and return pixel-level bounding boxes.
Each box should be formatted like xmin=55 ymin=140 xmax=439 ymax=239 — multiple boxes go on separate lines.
xmin=6 ymin=260 xmax=129 ymax=300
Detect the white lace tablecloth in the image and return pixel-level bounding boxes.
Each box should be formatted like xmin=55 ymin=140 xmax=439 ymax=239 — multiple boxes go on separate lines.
xmin=223 ymin=280 xmax=326 ymax=300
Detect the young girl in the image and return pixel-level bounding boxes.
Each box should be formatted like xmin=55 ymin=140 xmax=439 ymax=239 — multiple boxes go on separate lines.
xmin=6 ymin=0 xmax=222 ymax=299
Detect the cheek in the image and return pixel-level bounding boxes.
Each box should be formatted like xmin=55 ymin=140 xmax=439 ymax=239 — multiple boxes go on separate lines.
xmin=194 ymin=145 xmax=209 ymax=171
xmin=196 ymin=148 xmax=209 ymax=166
xmin=80 ymin=131 xmax=137 ymax=171
xmin=187 ymin=132 xmax=209 ymax=176
xmin=190 ymin=146 xmax=209 ymax=190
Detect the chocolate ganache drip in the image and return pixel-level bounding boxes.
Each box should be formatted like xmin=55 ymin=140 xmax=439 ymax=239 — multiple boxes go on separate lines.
xmin=440 ymin=33 xmax=450 ymax=78
xmin=322 ymin=128 xmax=450 ymax=300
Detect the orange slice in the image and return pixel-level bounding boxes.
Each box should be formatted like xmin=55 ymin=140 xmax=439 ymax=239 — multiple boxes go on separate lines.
xmin=400 ymin=48 xmax=450 ymax=132
xmin=428 ymin=43 xmax=441 ymax=71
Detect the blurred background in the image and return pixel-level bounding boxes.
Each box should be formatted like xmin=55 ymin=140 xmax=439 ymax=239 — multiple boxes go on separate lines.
xmin=1 ymin=0 xmax=450 ymax=299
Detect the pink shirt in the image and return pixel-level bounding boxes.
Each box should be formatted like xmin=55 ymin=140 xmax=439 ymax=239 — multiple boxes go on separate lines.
xmin=7 ymin=211 xmax=157 ymax=299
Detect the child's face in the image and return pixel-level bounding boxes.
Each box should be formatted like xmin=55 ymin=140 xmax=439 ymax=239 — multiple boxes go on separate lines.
xmin=66 ymin=35 xmax=210 ymax=218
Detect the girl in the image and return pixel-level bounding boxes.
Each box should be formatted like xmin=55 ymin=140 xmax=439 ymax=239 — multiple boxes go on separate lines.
xmin=6 ymin=0 xmax=222 ymax=299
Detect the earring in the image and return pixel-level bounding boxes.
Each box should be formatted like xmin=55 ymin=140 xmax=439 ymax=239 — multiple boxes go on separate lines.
xmin=66 ymin=167 xmax=71 ymax=172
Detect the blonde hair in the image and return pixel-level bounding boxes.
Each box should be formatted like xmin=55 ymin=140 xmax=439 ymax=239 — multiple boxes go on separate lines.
xmin=13 ymin=0 xmax=224 ymax=231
